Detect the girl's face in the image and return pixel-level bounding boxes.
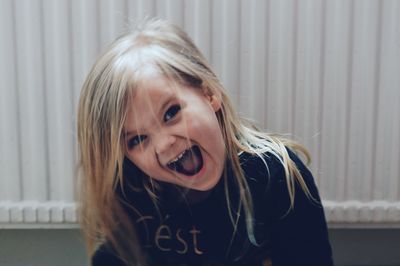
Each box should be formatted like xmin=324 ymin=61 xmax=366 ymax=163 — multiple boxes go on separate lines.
xmin=123 ymin=75 xmax=226 ymax=191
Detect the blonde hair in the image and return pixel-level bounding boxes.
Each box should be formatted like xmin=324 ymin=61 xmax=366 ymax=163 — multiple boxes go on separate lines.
xmin=77 ymin=19 xmax=313 ymax=265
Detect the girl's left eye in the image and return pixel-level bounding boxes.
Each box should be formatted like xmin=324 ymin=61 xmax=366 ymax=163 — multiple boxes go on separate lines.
xmin=163 ymin=104 xmax=181 ymax=122
xmin=127 ymin=135 xmax=147 ymax=150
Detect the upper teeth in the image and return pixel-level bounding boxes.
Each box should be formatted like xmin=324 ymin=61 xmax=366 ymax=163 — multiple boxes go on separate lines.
xmin=169 ymin=150 xmax=186 ymax=164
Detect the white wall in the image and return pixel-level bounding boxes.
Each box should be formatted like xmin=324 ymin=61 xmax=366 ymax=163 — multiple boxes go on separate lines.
xmin=1 ymin=0 xmax=399 ymax=229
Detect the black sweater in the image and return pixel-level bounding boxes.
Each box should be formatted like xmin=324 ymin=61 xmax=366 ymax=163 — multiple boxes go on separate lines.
xmin=92 ymin=149 xmax=333 ymax=266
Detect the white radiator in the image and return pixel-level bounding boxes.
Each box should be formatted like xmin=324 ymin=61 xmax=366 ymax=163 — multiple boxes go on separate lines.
xmin=0 ymin=0 xmax=399 ymax=228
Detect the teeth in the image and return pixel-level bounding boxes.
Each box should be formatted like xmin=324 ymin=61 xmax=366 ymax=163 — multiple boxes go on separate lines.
xmin=168 ymin=149 xmax=187 ymax=164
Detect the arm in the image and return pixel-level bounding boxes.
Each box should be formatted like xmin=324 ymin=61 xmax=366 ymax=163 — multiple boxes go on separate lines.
xmin=265 ymin=149 xmax=333 ymax=266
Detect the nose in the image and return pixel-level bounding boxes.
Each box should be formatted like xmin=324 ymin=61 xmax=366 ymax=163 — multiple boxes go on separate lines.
xmin=154 ymin=133 xmax=176 ymax=155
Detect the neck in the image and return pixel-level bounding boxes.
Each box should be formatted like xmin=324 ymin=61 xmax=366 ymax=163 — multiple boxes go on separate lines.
xmin=184 ymin=188 xmax=213 ymax=204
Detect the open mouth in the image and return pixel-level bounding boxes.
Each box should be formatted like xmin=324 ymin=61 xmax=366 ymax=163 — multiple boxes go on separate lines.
xmin=167 ymin=145 xmax=203 ymax=176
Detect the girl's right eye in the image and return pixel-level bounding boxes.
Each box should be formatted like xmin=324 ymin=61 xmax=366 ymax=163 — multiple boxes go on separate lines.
xmin=127 ymin=135 xmax=147 ymax=150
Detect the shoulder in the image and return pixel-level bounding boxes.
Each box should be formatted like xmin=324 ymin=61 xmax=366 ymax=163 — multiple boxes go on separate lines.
xmin=239 ymin=148 xmax=322 ymax=219
xmin=92 ymin=242 xmax=126 ymax=266
xmin=239 ymin=148 xmax=315 ymax=192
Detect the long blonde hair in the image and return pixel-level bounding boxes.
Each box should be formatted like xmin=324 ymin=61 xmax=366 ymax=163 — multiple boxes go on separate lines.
xmin=77 ymin=19 xmax=313 ymax=265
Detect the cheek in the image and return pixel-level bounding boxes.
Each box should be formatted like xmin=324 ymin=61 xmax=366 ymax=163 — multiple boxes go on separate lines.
xmin=185 ymin=112 xmax=224 ymax=144
xmin=129 ymin=151 xmax=157 ymax=176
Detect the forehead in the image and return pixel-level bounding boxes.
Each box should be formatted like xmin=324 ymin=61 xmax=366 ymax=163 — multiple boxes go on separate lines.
xmin=132 ymin=75 xmax=177 ymax=109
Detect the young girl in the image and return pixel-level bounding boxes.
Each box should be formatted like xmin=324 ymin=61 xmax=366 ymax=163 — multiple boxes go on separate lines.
xmin=78 ymin=19 xmax=333 ymax=266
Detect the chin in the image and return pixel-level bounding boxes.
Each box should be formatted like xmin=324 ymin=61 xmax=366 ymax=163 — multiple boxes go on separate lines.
xmin=191 ymin=177 xmax=221 ymax=191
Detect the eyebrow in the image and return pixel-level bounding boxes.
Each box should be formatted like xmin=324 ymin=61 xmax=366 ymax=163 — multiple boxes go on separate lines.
xmin=123 ymin=94 xmax=176 ymax=139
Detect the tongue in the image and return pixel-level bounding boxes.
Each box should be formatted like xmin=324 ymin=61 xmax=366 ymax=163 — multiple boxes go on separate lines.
xmin=181 ymin=149 xmax=200 ymax=172
xmin=173 ymin=146 xmax=203 ymax=176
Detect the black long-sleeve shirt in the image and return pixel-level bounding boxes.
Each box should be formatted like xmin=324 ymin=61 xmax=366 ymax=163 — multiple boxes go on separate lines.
xmin=92 ymin=149 xmax=333 ymax=266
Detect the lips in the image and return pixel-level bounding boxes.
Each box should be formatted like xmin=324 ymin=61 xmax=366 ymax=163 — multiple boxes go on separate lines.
xmin=167 ymin=145 xmax=203 ymax=176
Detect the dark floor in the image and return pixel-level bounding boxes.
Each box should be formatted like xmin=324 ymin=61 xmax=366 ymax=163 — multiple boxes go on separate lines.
xmin=0 ymin=228 xmax=399 ymax=266
xmin=329 ymin=229 xmax=400 ymax=266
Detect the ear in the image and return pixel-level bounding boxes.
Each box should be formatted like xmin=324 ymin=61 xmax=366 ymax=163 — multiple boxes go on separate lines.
xmin=208 ymin=94 xmax=221 ymax=112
